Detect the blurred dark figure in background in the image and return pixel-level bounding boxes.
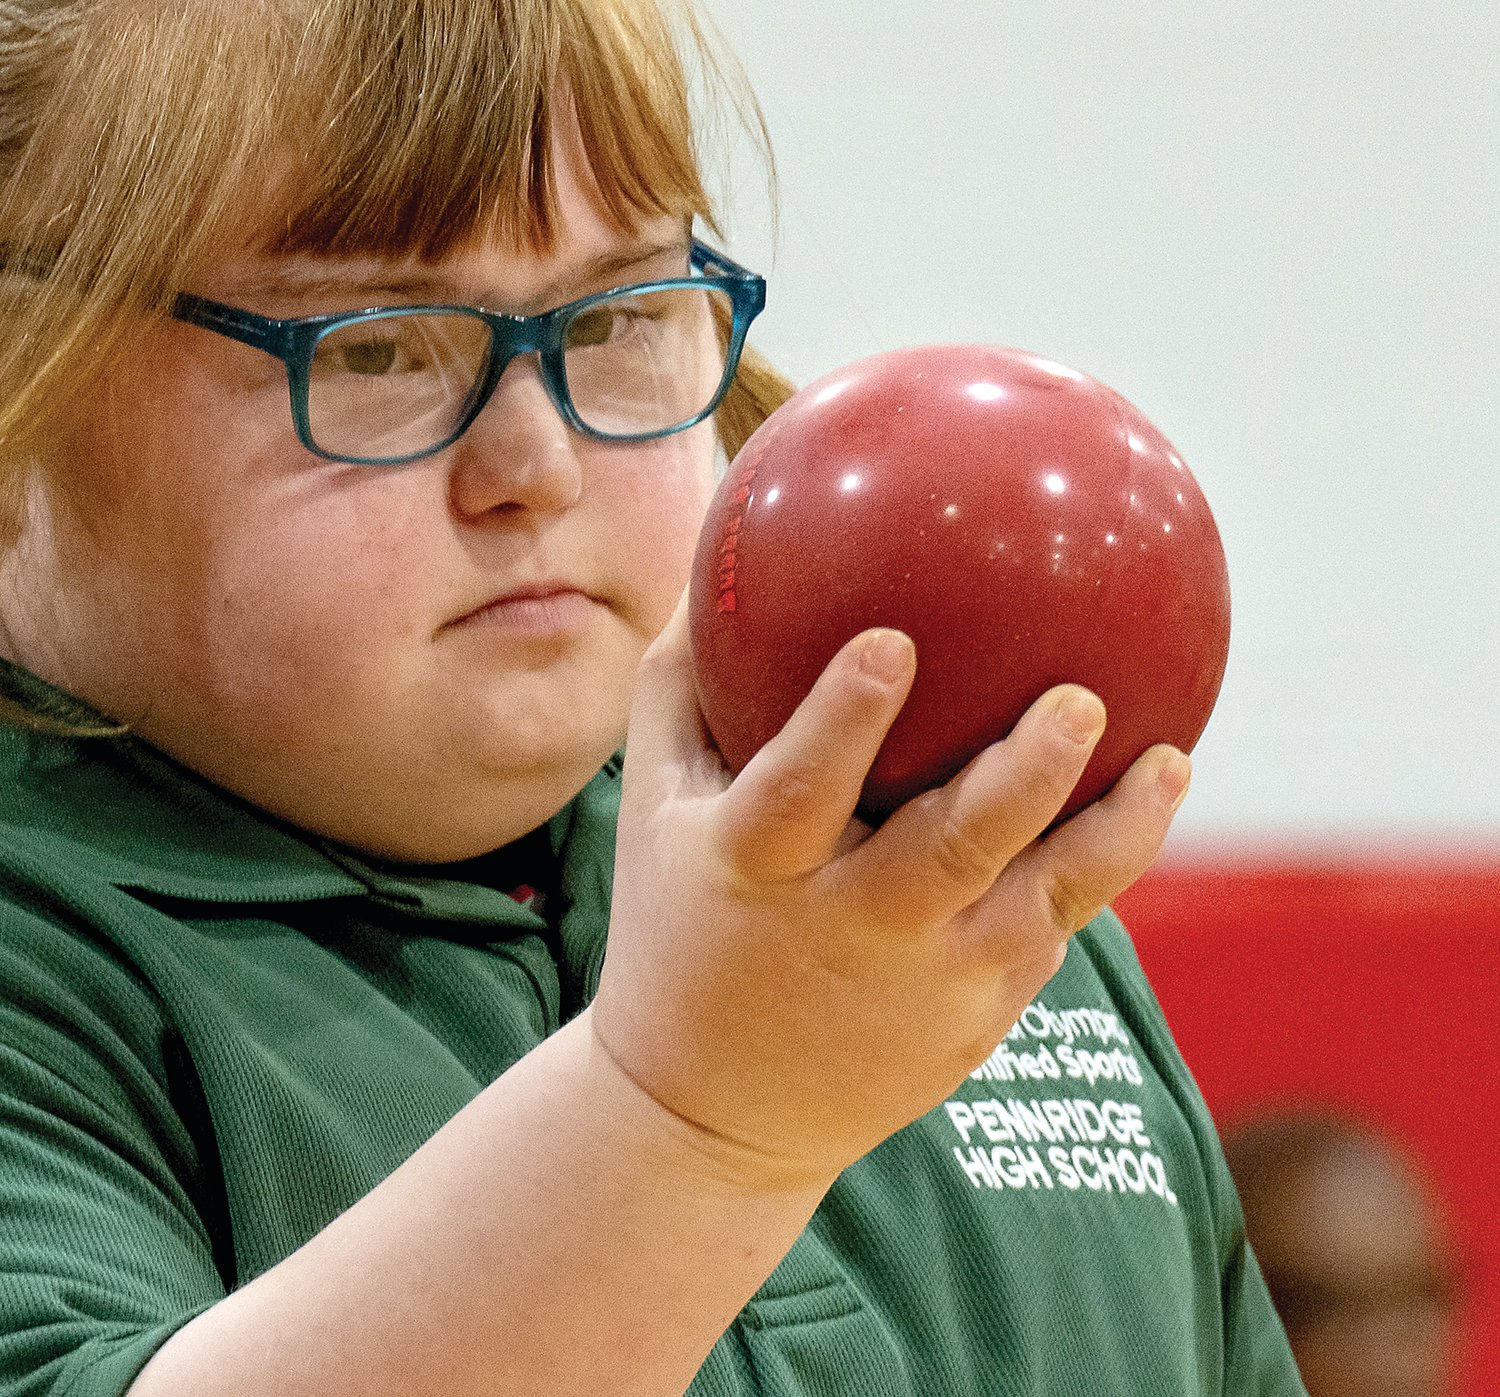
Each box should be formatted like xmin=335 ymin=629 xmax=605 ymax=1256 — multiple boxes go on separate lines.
xmin=1224 ymin=1109 xmax=1463 ymax=1397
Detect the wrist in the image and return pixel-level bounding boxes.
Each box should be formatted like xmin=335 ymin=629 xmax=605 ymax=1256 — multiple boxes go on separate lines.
xmin=573 ymin=1006 xmax=841 ymax=1204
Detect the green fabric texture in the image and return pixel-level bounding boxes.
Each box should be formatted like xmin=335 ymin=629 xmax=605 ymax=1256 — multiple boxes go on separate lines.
xmin=0 ymin=661 xmax=1305 ymax=1396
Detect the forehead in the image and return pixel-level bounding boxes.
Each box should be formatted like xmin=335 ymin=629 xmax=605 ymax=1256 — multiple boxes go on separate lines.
xmin=214 ymin=227 xmax=693 ymax=317
xmin=210 ymin=101 xmax=694 ymax=284
xmin=209 ymin=135 xmax=691 ymax=310
xmin=225 ymin=2 xmax=713 ymax=269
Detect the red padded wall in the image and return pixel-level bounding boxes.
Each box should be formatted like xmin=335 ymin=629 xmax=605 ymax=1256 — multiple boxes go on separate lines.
xmin=1114 ymin=852 xmax=1500 ymax=1397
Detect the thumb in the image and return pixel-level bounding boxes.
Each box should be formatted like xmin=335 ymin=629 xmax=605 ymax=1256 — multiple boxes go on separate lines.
xmin=620 ymin=592 xmax=723 ymax=809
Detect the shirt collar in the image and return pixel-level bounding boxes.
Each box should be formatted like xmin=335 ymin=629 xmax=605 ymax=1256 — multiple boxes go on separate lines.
xmin=0 ymin=658 xmax=619 ymax=929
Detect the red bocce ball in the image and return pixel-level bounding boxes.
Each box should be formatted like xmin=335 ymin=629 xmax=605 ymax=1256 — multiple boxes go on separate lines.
xmin=688 ymin=344 xmax=1231 ymax=823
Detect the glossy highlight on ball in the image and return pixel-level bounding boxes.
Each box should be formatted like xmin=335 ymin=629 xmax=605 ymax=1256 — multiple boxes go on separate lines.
xmin=688 ymin=344 xmax=1231 ymax=822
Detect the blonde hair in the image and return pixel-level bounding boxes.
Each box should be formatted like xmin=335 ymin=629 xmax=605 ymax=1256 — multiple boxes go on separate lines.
xmin=0 ymin=0 xmax=793 ymax=543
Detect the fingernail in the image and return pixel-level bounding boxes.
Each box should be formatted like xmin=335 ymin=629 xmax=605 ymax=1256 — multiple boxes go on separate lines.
xmin=858 ymin=629 xmax=914 ymax=684
xmin=1156 ymin=749 xmax=1191 ymax=810
xmin=1053 ymin=689 xmax=1105 ymax=745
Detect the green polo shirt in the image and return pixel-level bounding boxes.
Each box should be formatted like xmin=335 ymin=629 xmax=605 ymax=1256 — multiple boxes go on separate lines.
xmin=0 ymin=660 xmax=1304 ymax=1396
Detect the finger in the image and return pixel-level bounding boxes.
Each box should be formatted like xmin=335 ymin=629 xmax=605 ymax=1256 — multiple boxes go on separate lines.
xmin=715 ymin=628 xmax=916 ymax=883
xmin=823 ymin=684 xmax=1107 ymax=930
xmin=620 ymin=590 xmax=723 ymax=806
xmin=989 ymin=743 xmax=1190 ymax=947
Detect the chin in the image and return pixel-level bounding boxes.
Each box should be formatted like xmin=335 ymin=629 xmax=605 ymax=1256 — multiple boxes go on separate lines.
xmin=318 ymin=671 xmax=632 ymax=861
xmin=382 ymin=733 xmax=621 ymax=865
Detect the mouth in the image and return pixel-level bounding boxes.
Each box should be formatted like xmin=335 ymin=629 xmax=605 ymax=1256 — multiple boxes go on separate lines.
xmin=449 ymin=581 xmax=603 ymax=636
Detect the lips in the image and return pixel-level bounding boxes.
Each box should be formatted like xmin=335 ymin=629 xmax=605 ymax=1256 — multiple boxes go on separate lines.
xmin=449 ymin=579 xmax=599 ymax=632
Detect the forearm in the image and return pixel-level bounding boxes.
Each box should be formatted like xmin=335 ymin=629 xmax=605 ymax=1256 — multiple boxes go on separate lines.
xmin=130 ymin=1010 xmax=829 ymax=1397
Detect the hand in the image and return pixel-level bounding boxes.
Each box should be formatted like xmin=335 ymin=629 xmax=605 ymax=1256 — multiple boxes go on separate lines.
xmin=589 ymin=596 xmax=1189 ymax=1189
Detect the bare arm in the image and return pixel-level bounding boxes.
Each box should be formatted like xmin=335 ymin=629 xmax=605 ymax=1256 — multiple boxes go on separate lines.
xmin=131 ymin=605 xmax=1187 ymax=1397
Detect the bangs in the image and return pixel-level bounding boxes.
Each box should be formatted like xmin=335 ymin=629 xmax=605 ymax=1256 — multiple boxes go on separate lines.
xmin=261 ymin=0 xmax=717 ymax=261
xmin=0 ymin=0 xmax=782 ymax=507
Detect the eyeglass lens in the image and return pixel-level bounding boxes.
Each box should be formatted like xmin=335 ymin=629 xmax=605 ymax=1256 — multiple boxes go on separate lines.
xmin=305 ymin=283 xmax=734 ymax=461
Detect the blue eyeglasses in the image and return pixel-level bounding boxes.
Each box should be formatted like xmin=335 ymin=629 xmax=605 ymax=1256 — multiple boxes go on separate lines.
xmin=172 ymin=239 xmax=767 ymax=466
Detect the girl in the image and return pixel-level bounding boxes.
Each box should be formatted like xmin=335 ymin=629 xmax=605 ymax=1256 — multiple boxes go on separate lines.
xmin=0 ymin=1 xmax=1303 ymax=1393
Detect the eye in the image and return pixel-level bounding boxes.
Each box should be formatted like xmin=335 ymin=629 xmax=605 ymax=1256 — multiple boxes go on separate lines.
xmin=566 ymin=306 xmax=627 ymax=350
xmin=565 ymin=294 xmax=672 ymax=353
xmin=312 ymin=317 xmax=442 ymax=378
xmin=336 ymin=337 xmax=398 ymax=375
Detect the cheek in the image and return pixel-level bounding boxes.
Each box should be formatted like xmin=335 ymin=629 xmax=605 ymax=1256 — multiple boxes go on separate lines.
xmin=599 ymin=428 xmax=717 ymax=632
xmin=81 ymin=444 xmax=437 ymax=721
xmin=191 ymin=477 xmax=438 ymax=693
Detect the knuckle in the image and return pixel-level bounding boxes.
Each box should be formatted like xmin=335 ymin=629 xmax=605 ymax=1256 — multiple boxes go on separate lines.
xmin=1041 ymin=867 xmax=1098 ymax=935
xmin=930 ymin=813 xmax=1002 ymax=891
xmin=753 ymin=765 xmax=823 ymax=830
xmin=1013 ymin=750 xmax=1078 ymax=819
xmin=1002 ymin=732 xmax=1086 ymax=822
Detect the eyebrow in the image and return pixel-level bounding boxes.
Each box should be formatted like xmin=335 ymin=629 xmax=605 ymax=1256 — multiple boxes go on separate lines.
xmin=227 ymin=236 xmax=693 ymax=311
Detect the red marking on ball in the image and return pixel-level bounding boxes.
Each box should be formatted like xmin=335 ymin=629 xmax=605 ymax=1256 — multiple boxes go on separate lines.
xmin=714 ymin=461 xmax=757 ymax=616
xmin=687 ymin=344 xmax=1231 ymax=822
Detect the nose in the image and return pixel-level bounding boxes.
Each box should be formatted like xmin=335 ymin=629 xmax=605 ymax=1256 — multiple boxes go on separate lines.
xmin=447 ymin=355 xmax=584 ymax=518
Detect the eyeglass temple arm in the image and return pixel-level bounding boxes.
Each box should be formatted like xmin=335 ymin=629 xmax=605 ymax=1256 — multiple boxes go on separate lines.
xmin=690 ymin=241 xmax=767 ymax=326
xmin=171 ymin=292 xmax=296 ymax=357
xmin=0 ymin=239 xmax=295 ymax=360
xmin=690 ymin=239 xmax=757 ymax=282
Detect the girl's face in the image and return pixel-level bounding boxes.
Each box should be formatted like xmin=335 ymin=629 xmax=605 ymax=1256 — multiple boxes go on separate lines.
xmin=2 ymin=137 xmax=720 ymax=860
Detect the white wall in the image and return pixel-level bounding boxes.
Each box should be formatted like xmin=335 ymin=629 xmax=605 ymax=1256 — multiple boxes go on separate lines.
xmin=700 ymin=0 xmax=1500 ymax=848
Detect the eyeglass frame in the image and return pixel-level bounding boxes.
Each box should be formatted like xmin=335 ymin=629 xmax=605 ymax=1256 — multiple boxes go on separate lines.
xmin=170 ymin=237 xmax=767 ymax=467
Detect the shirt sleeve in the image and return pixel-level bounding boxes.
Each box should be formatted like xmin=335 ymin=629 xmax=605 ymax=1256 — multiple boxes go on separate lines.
xmin=0 ymin=898 xmax=226 ymax=1397
xmin=1220 ymin=1232 xmax=1306 ymax=1396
